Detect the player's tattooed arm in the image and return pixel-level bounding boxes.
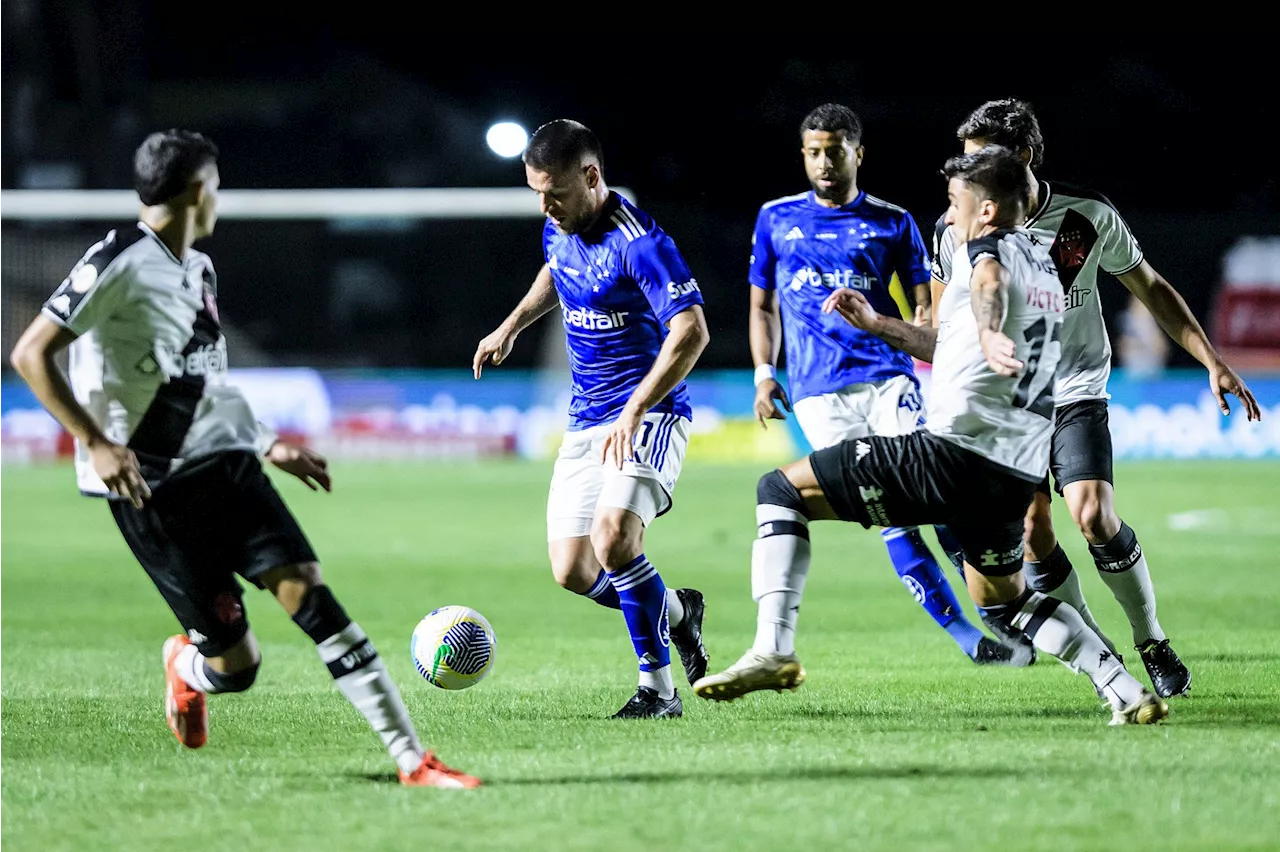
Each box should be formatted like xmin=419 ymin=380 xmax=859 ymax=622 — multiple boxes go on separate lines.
xmin=601 ymin=305 xmax=710 ymax=468
xmin=821 ymin=287 xmax=937 ymax=362
xmin=970 ymin=259 xmax=1024 ymax=377
xmin=473 ymin=264 xmax=558 ymax=378
xmin=1117 ymin=260 xmax=1262 ymax=420
xmin=10 ymin=314 xmax=151 ymax=507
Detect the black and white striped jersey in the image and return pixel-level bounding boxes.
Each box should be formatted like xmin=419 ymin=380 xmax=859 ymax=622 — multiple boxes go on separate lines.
xmin=928 ymin=228 xmax=1064 ymax=480
xmin=932 ymin=181 xmax=1144 ymax=407
xmin=41 ymin=222 xmax=266 ymax=496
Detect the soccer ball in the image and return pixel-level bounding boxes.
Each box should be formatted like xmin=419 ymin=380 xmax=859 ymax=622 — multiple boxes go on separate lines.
xmin=410 ymin=606 xmax=496 ymax=690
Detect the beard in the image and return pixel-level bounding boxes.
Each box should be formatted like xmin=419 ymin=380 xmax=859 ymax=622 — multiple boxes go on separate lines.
xmin=812 ymin=177 xmax=853 ymax=202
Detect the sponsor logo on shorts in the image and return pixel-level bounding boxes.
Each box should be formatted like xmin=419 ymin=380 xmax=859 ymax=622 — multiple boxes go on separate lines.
xmin=213 ymin=592 xmax=244 ymax=625
xmin=855 ymin=441 xmax=871 ymax=461
xmin=858 ymin=485 xmax=891 ymax=525
xmin=979 ymin=543 xmax=1025 ymax=568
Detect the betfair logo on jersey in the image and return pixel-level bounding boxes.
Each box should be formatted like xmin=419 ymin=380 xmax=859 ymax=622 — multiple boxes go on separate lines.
xmin=789 ymin=267 xmax=877 ymax=292
xmin=667 ymin=278 xmax=701 ymax=300
xmin=137 ymin=341 xmax=228 ymax=379
xmin=1065 ymin=287 xmax=1092 ymax=311
xmin=562 ymin=306 xmax=629 ymax=331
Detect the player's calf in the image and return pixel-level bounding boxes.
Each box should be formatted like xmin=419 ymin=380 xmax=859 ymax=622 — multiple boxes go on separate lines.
xmin=591 ymin=509 xmax=682 ymax=712
xmin=260 ymin=563 xmax=472 ymax=778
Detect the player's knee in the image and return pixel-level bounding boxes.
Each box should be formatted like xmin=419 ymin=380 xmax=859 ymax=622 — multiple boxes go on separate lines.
xmin=548 ymin=546 xmax=593 ymax=593
xmin=263 ymin=561 xmax=324 ymax=615
xmin=205 ymin=661 xmax=260 ymax=693
xmin=1070 ymin=498 xmax=1109 ymax=544
xmin=757 ymin=469 xmax=807 ymax=516
xmin=291 ymin=583 xmax=352 ymax=645
xmin=590 ymin=516 xmax=641 ymax=571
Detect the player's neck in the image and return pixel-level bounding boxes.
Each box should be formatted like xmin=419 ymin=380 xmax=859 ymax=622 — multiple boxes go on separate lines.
xmin=581 ymin=185 xmax=612 ymax=231
xmin=1026 ymin=171 xmax=1042 ymax=219
xmin=814 ymin=183 xmax=859 ymax=209
xmin=140 ymin=208 xmax=198 ymax=260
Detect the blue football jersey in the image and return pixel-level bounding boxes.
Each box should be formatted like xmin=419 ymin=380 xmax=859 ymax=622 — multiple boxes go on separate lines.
xmin=545 ymin=192 xmax=704 ymax=430
xmin=748 ymin=190 xmax=931 ymax=402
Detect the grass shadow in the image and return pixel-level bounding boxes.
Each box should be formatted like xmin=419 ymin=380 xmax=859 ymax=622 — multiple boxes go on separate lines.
xmin=359 ymin=764 xmax=1027 ymax=786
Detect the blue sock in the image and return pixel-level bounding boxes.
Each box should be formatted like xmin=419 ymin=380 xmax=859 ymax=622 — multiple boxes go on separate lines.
xmin=606 ymin=554 xmax=672 ymax=676
xmin=581 ymin=570 xmax=622 ymax=609
xmin=933 ymin=524 xmax=968 ymax=581
xmin=882 ymin=526 xmax=984 ymax=659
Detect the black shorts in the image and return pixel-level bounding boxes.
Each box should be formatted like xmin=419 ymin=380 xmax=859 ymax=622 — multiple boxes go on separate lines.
xmin=810 ymin=431 xmax=1041 ymax=576
xmin=1036 ymin=399 xmax=1114 ymax=497
xmin=109 ymin=450 xmax=317 ymax=656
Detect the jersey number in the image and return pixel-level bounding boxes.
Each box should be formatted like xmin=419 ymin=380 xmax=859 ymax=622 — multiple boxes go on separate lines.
xmin=1011 ymin=318 xmax=1058 ymax=420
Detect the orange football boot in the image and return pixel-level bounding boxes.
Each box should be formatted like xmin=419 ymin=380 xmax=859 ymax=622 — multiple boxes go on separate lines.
xmin=399 ymin=751 xmax=482 ymax=788
xmin=162 ymin=635 xmax=208 ymax=749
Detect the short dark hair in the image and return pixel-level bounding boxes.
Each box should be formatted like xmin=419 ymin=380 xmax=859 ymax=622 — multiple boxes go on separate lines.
xmin=942 ymin=145 xmax=1031 ymax=220
xmin=522 ymin=119 xmax=603 ymax=174
xmin=800 ymin=103 xmax=862 ymax=144
xmin=956 ymin=99 xmax=1044 ymax=169
xmin=133 ymin=129 xmax=219 ymax=206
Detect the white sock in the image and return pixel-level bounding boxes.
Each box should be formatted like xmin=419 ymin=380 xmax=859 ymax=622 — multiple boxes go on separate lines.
xmin=639 ymin=665 xmax=676 ymax=699
xmin=1091 ymin=522 xmax=1166 ymax=646
xmin=174 ymin=643 xmax=217 ymax=693
xmin=665 ymin=588 xmax=685 ymax=629
xmin=1010 ymin=591 xmax=1146 ymax=710
xmin=318 ymin=623 xmax=423 ymax=775
xmin=750 ymin=504 xmax=811 ymax=657
xmin=1025 ymin=552 xmax=1119 ymax=659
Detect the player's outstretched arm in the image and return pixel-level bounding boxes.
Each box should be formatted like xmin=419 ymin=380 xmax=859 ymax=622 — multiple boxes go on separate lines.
xmin=9 ymin=314 xmax=151 ymax=506
xmin=749 ymin=285 xmax=791 ymax=427
xmin=1117 ymin=261 xmax=1262 ymax=420
xmin=970 ymin=260 xmax=1024 ymax=377
xmin=601 ymin=305 xmax=710 ymax=469
xmin=821 ymin=288 xmax=938 ymax=363
xmin=473 ymin=264 xmax=559 ymax=379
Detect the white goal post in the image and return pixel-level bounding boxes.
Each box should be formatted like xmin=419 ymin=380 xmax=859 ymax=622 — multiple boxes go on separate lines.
xmin=0 ymin=187 xmax=637 ymax=220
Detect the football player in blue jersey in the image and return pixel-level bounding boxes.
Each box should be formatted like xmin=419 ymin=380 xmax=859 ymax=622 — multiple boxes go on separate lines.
xmin=473 ymin=119 xmax=711 ymax=718
xmin=699 ymin=104 xmax=1030 ymax=696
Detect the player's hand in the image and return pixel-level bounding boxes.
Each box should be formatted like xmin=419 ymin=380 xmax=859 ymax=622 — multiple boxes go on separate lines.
xmin=473 ymin=325 xmax=517 ymax=379
xmin=1209 ymin=358 xmax=1263 ymax=420
xmin=754 ymin=378 xmax=791 ymax=428
xmin=978 ymin=328 xmax=1024 ymax=377
xmin=912 ymin=305 xmax=929 ymax=327
xmin=89 ymin=438 xmax=151 ymax=508
xmin=267 ymin=441 xmax=332 ymax=492
xmin=821 ymin=288 xmax=881 ymax=332
xmin=601 ymin=406 xmax=644 ymax=470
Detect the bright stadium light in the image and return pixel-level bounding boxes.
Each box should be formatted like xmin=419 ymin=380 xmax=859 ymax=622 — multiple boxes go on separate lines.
xmin=486 ymin=122 xmax=528 ymax=158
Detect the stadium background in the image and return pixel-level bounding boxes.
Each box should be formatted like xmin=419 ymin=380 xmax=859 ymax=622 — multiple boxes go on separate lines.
xmin=3 ymin=22 xmax=1279 ymax=461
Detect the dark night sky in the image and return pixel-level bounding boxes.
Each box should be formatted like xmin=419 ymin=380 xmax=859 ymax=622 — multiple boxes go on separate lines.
xmin=130 ymin=25 xmax=1278 ymax=220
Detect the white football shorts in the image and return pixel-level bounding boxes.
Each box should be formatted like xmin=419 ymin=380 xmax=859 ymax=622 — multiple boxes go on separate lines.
xmin=792 ymin=374 xmax=925 ymax=451
xmin=546 ymin=411 xmax=691 ymax=541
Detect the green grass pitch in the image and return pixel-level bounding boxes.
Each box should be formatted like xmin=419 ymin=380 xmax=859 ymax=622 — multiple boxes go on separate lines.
xmin=3 ymin=459 xmax=1279 ymax=851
